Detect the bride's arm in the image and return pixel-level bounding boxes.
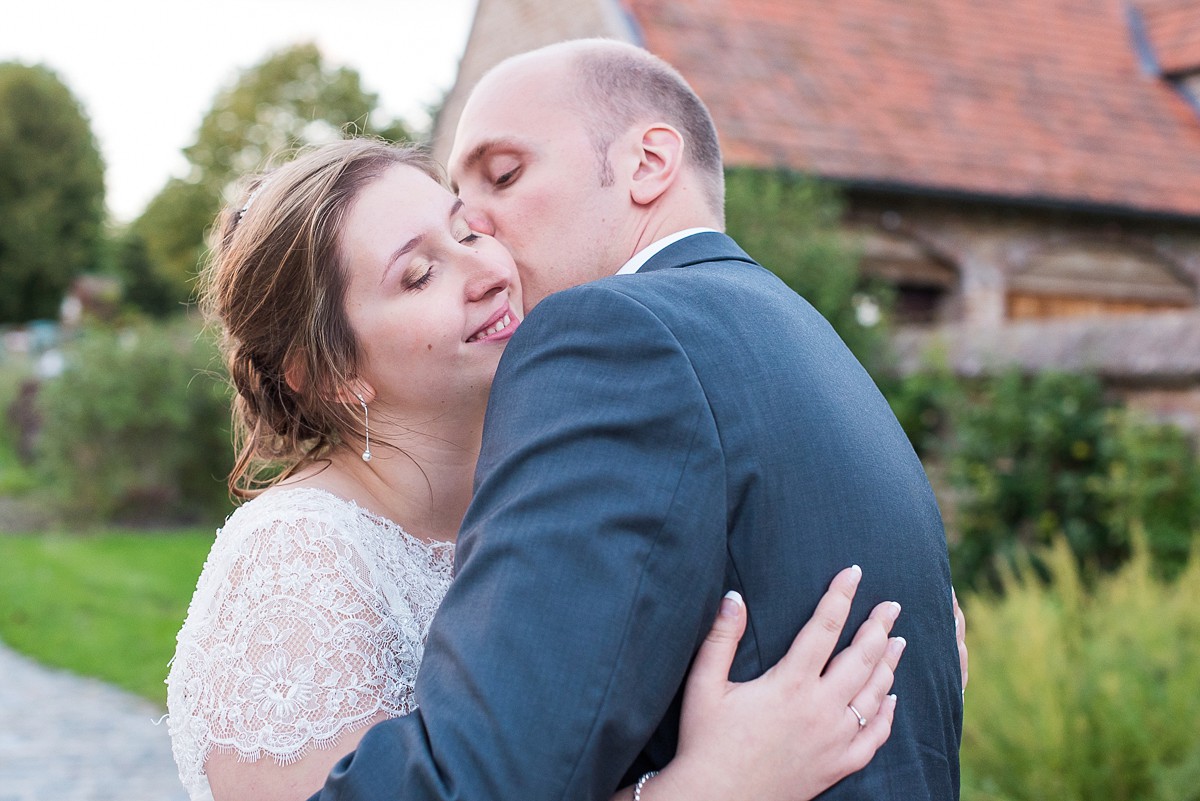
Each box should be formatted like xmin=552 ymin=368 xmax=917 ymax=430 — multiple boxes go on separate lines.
xmin=609 ymin=565 xmax=905 ymax=801
xmin=206 ymin=715 xmax=388 ymax=801
xmin=206 ymin=567 xmax=896 ymax=801
xmin=168 ymin=510 xmax=419 ymax=801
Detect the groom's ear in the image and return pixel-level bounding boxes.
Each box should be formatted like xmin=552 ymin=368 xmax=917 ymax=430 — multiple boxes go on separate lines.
xmin=629 ymin=123 xmax=685 ymax=207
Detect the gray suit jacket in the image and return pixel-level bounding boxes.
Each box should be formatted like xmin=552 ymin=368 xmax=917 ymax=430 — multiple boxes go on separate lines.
xmin=314 ymin=232 xmax=962 ymax=800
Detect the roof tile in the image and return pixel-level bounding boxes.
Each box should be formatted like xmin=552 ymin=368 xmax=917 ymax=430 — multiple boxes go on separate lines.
xmin=1140 ymin=0 xmax=1200 ymax=75
xmin=623 ymin=0 xmax=1200 ymax=216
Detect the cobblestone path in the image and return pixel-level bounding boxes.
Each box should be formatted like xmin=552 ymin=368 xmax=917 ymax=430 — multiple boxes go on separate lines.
xmin=0 ymin=640 xmax=187 ymax=801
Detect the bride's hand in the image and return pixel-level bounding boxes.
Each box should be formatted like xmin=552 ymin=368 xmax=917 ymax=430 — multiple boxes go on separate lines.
xmin=644 ymin=566 xmax=903 ymax=801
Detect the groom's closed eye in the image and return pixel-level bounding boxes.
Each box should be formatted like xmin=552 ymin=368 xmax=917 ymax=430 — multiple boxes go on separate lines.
xmin=493 ymin=166 xmax=519 ymax=187
xmin=478 ymin=153 xmax=522 ymax=189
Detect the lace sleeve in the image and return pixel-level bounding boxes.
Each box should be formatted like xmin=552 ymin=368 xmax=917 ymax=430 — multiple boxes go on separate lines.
xmin=167 ymin=506 xmax=421 ymax=797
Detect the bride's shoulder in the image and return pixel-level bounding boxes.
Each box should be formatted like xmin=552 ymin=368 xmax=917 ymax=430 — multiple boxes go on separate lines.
xmin=188 ymin=487 xmax=376 ymax=596
xmin=217 ymin=485 xmax=360 ymax=544
xmin=179 ymin=487 xmax=384 ymax=643
xmin=237 ymin=480 xmax=357 ymax=517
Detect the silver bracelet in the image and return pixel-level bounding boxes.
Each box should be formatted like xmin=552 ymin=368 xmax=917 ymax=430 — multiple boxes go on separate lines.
xmin=634 ymin=770 xmax=660 ymax=801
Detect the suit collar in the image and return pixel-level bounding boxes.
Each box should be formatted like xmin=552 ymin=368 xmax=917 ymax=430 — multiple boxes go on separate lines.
xmin=637 ymin=231 xmax=759 ymax=274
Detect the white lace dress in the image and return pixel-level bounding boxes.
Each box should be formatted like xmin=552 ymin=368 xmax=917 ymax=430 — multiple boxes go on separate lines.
xmin=165 ymin=487 xmax=455 ymax=801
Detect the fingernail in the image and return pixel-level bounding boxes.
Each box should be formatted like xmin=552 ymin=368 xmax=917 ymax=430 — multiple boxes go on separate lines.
xmin=888 ymin=601 xmax=902 ymax=620
xmin=888 ymin=636 xmax=907 ymax=656
xmin=721 ymin=590 xmax=744 ymax=617
xmin=849 ymin=564 xmax=862 ymax=583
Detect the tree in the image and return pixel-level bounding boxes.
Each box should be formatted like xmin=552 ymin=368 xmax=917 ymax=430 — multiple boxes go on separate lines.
xmin=0 ymin=63 xmax=106 ymax=323
xmin=129 ymin=43 xmax=410 ymax=307
xmin=126 ymin=178 xmax=217 ymax=309
xmin=110 ymin=226 xmax=178 ymax=317
xmin=185 ymin=42 xmax=408 ymax=193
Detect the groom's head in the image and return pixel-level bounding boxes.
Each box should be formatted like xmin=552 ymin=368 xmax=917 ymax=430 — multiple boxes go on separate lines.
xmin=449 ymin=39 xmax=724 ymax=308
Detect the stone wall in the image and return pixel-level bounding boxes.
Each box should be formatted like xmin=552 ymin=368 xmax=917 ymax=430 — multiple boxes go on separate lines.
xmin=871 ymin=192 xmax=1200 ymax=433
xmin=845 ymin=191 xmax=1200 ymax=329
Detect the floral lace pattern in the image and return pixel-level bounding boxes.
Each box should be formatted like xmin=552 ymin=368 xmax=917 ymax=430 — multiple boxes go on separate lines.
xmin=165 ymin=487 xmax=454 ymax=801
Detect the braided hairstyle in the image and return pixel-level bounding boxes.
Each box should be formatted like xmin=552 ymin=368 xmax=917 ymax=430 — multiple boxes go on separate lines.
xmin=200 ymin=138 xmax=444 ymax=499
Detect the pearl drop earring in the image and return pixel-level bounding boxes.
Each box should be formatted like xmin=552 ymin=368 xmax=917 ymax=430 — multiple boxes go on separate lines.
xmin=355 ymin=392 xmax=372 ymax=462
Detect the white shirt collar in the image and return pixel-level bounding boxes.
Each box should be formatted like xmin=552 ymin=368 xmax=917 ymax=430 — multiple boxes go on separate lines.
xmin=614 ymin=228 xmax=719 ymax=276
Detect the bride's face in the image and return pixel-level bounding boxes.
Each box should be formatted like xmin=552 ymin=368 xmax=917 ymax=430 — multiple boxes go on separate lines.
xmin=339 ymin=164 xmax=523 ymax=416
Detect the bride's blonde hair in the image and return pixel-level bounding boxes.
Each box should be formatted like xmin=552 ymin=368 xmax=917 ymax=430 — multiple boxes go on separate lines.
xmin=200 ymin=138 xmax=444 ymax=499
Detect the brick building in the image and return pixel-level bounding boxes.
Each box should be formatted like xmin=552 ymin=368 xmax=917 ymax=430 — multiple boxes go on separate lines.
xmin=432 ymin=0 xmax=1200 ymax=430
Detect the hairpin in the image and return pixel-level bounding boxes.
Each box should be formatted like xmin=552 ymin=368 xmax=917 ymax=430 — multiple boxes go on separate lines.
xmin=237 ymin=187 xmax=262 ymax=222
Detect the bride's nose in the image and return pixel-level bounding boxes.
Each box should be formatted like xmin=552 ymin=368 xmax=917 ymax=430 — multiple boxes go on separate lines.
xmin=464 ymin=253 xmax=511 ymax=302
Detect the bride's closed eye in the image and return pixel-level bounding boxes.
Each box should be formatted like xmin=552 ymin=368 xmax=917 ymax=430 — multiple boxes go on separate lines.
xmin=403 ymin=265 xmax=435 ymax=291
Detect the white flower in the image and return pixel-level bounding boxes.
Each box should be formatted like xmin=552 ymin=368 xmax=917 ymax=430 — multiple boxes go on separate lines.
xmin=246 ymin=650 xmax=319 ymax=724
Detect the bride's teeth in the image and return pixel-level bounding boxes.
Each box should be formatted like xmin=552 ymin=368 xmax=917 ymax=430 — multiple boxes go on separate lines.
xmin=471 ymin=312 xmax=515 ymax=342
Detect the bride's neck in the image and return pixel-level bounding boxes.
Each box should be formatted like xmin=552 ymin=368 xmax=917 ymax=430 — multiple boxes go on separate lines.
xmin=289 ymin=411 xmax=483 ymax=543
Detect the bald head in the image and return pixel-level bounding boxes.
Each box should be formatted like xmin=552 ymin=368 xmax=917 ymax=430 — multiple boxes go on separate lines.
xmin=491 ymin=40 xmax=725 ymax=214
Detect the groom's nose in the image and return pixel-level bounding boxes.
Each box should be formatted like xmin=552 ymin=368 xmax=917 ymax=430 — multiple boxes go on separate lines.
xmin=462 ymin=205 xmax=495 ymax=237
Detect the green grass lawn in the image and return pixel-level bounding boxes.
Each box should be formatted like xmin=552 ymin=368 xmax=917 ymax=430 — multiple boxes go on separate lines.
xmin=0 ymin=529 xmax=215 ymax=705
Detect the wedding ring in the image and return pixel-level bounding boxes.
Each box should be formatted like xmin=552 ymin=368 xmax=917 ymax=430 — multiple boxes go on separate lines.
xmin=848 ymin=702 xmax=868 ymax=728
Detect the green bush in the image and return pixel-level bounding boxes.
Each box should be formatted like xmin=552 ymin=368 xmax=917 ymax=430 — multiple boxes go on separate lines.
xmin=949 ymin=371 xmax=1116 ymax=587
xmin=961 ymin=537 xmax=1200 ymax=801
xmin=894 ymin=368 xmax=1200 ymax=589
xmin=1096 ymin=411 xmax=1200 ymax=579
xmin=0 ymin=357 xmax=38 ymax=495
xmin=35 ymin=318 xmax=232 ymax=525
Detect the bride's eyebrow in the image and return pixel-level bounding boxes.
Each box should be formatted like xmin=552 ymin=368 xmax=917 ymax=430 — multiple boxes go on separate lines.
xmin=380 ymin=200 xmax=467 ymax=283
xmin=382 ymin=235 xmax=424 ymax=285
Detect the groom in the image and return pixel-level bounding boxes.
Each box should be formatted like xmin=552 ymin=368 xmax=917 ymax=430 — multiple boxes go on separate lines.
xmin=317 ymin=39 xmax=962 ymax=799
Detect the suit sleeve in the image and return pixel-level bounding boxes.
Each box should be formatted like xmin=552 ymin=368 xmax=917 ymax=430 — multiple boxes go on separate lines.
xmin=314 ymin=284 xmax=730 ymax=800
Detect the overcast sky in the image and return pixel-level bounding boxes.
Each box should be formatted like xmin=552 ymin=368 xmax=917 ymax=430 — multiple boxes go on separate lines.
xmin=3 ymin=0 xmax=478 ymax=222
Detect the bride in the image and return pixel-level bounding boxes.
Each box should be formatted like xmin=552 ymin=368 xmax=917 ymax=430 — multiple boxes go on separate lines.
xmin=166 ymin=138 xmax=942 ymax=801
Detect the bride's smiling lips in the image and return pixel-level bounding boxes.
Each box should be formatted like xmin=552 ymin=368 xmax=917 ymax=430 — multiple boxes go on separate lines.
xmin=467 ymin=302 xmax=520 ymax=344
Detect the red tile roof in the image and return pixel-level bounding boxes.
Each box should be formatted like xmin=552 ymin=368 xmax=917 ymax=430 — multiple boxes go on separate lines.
xmin=1140 ymin=0 xmax=1200 ymax=75
xmin=623 ymin=0 xmax=1200 ymax=217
